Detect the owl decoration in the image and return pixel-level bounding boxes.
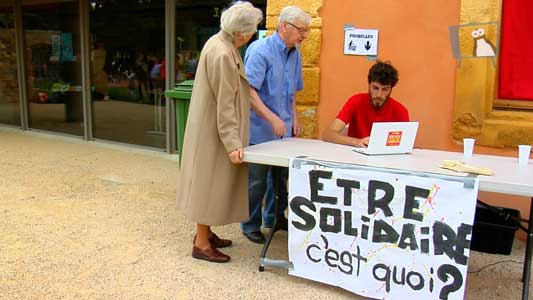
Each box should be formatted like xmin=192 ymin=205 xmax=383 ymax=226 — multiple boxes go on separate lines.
xmin=471 ymin=28 xmax=496 ymax=57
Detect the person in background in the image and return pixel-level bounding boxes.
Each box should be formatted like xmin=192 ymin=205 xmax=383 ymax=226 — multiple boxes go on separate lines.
xmin=322 ymin=60 xmax=409 ymax=147
xmin=134 ymin=51 xmax=149 ymax=101
xmin=176 ymin=1 xmax=263 ymax=263
xmin=125 ymin=67 xmax=136 ymax=99
xmin=185 ymin=51 xmax=198 ymax=80
xmin=241 ymin=6 xmax=311 ymax=244
xmin=160 ymin=58 xmax=166 ymax=82
xmin=149 ymin=58 xmax=163 ymax=91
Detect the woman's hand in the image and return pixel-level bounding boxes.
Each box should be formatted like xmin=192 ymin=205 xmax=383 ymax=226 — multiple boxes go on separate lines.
xmin=228 ymin=148 xmax=244 ymax=164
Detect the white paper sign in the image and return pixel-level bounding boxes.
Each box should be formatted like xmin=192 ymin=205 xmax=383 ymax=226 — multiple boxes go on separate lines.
xmin=288 ymin=160 xmax=479 ymax=300
xmin=344 ymin=28 xmax=379 ymax=56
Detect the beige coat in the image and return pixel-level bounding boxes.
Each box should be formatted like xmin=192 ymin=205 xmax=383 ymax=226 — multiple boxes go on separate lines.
xmin=176 ymin=31 xmax=250 ymax=226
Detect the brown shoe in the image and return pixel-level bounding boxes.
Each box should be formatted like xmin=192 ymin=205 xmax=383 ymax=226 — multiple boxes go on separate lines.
xmin=209 ymin=233 xmax=232 ymax=248
xmin=193 ymin=234 xmax=232 ymax=248
xmin=192 ymin=246 xmax=230 ymax=263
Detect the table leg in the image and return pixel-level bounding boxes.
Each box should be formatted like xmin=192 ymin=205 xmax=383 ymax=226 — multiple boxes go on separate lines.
xmin=521 ymin=196 xmax=533 ymax=300
xmin=259 ymin=166 xmax=281 ymax=272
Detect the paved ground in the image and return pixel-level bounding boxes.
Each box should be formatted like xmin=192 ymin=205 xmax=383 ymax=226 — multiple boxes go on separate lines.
xmin=0 ymin=126 xmax=531 ymax=300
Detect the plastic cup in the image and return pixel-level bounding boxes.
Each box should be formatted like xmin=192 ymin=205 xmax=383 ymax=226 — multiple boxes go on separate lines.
xmin=463 ymin=138 xmax=475 ymax=159
xmin=518 ymin=145 xmax=531 ymax=166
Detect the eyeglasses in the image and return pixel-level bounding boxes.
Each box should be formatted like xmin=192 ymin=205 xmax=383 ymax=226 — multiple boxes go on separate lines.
xmin=286 ymin=22 xmax=309 ymax=34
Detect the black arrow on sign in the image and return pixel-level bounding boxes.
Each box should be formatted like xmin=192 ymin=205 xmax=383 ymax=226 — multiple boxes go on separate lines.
xmin=365 ymin=40 xmax=372 ymax=50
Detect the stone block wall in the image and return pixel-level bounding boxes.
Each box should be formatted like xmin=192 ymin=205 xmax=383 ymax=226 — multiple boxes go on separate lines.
xmin=0 ymin=29 xmax=19 ymax=105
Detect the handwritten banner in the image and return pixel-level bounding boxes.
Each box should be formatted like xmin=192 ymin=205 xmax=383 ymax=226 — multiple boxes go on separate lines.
xmin=288 ymin=159 xmax=479 ymax=300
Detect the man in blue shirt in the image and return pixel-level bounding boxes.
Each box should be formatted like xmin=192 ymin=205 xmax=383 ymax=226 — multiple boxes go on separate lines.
xmin=242 ymin=6 xmax=311 ymax=244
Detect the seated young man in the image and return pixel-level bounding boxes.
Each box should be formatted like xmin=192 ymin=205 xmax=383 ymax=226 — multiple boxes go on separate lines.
xmin=322 ymin=60 xmax=409 ymax=147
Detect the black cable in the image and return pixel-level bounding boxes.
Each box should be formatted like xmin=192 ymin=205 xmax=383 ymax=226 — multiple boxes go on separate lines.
xmin=468 ymin=259 xmax=523 ymax=274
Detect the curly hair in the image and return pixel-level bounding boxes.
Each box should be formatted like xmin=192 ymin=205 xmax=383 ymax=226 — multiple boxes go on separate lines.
xmin=367 ymin=60 xmax=399 ymax=87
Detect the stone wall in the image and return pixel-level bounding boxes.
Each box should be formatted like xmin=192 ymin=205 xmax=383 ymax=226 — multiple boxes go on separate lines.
xmin=267 ymin=0 xmax=322 ymax=138
xmin=0 ymin=29 xmax=19 ymax=104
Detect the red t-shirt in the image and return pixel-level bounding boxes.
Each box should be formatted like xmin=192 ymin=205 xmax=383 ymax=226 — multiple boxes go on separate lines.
xmin=336 ymin=93 xmax=409 ymax=139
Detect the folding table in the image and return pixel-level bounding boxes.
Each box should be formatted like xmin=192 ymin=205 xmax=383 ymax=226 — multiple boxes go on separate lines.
xmin=243 ymin=138 xmax=533 ymax=300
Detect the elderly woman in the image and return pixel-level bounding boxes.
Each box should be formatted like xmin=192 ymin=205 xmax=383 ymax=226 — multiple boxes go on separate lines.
xmin=176 ymin=2 xmax=263 ymax=263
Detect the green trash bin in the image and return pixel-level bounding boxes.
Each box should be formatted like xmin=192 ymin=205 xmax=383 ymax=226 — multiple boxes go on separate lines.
xmin=165 ymin=80 xmax=194 ymax=161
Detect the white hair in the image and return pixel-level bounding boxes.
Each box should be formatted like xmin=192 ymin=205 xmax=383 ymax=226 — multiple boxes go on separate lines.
xmin=278 ymin=6 xmax=311 ymax=28
xmin=220 ymin=1 xmax=263 ymax=36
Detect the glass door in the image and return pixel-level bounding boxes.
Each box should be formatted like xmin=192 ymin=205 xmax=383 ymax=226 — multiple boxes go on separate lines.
xmin=23 ymin=0 xmax=83 ymax=136
xmin=89 ymin=0 xmax=166 ymax=148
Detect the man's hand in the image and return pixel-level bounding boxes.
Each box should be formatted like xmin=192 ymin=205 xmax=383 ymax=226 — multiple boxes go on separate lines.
xmin=269 ymin=115 xmax=286 ymax=137
xmin=353 ymin=137 xmax=369 ymax=147
xmin=293 ymin=115 xmax=301 ymax=136
xmin=249 ymin=87 xmax=286 ymax=137
xmin=228 ymin=148 xmax=244 ymax=164
xmin=292 ymin=99 xmax=301 ymax=137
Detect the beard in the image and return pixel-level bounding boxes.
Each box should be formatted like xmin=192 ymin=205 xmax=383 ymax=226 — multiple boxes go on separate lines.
xmin=371 ymin=97 xmax=387 ymax=109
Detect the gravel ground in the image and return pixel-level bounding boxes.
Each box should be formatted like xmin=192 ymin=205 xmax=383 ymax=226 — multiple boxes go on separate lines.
xmin=0 ymin=127 xmax=530 ymax=300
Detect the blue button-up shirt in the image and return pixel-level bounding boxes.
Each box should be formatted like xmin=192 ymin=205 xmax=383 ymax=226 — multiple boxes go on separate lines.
xmin=244 ymin=32 xmax=304 ymax=144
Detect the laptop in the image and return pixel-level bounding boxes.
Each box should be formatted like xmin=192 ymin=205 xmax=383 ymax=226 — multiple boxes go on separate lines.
xmin=353 ymin=122 xmax=419 ymax=155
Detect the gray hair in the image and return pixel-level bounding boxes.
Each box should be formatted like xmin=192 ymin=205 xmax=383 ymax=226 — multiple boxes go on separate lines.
xmin=220 ymin=1 xmax=263 ymax=36
xmin=278 ymin=6 xmax=311 ymax=28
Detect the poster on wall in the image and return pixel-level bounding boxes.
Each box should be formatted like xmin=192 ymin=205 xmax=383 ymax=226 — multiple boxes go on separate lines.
xmin=344 ymin=28 xmax=379 ymax=56
xmin=288 ymin=159 xmax=478 ymax=300
xmin=60 ymin=32 xmax=74 ymax=62
xmin=448 ymin=21 xmax=499 ymax=66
